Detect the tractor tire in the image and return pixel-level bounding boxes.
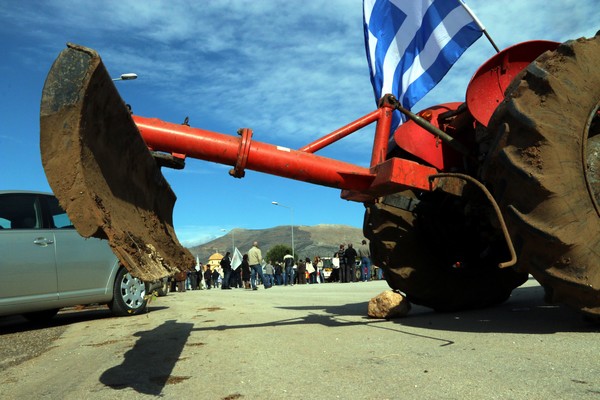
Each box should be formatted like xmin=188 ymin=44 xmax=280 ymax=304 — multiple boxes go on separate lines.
xmin=483 ymin=34 xmax=600 ymax=317
xmin=363 ymin=191 xmax=528 ymax=312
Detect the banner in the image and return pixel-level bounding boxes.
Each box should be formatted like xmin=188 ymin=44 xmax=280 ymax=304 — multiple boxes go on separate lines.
xmin=231 ymin=247 xmax=243 ymax=270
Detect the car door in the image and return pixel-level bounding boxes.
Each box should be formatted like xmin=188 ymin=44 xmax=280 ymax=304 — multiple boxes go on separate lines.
xmin=0 ymin=192 xmax=59 ymax=315
xmin=41 ymin=195 xmax=118 ymax=302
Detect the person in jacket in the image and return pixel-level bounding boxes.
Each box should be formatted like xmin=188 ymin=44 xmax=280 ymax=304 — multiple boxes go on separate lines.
xmin=297 ymin=258 xmax=307 ymax=284
xmin=263 ymin=260 xmax=275 ymax=288
xmin=220 ymin=252 xmax=232 ymax=290
xmin=345 ymin=243 xmax=358 ymax=283
xmin=240 ymin=254 xmax=251 ymax=289
xmin=203 ymin=265 xmax=213 ymax=290
xmin=314 ymin=256 xmax=323 ymax=283
xmin=231 ymin=264 xmax=243 ymax=288
xmin=212 ymin=267 xmax=221 ymax=289
xmin=274 ymin=262 xmax=283 ymax=286
xmin=337 ymin=244 xmax=347 ymax=283
xmin=283 ymin=250 xmax=295 ymax=286
xmin=306 ymin=257 xmax=316 ymax=284
xmin=358 ymin=240 xmax=371 ymax=282
xmin=175 ymin=270 xmax=187 ymax=292
xmin=248 ymin=241 xmax=265 ymax=290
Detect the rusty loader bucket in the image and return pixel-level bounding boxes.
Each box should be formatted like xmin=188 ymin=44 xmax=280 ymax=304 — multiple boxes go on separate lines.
xmin=40 ymin=43 xmax=194 ymax=281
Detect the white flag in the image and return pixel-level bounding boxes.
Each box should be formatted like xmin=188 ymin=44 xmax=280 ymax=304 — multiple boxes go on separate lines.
xmin=231 ymin=247 xmax=243 ymax=270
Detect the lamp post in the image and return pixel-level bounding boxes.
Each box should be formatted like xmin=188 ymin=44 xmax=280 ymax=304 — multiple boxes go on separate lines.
xmin=221 ymin=228 xmax=235 ymax=254
xmin=271 ymin=201 xmax=294 ymax=258
xmin=112 ymin=73 xmax=138 ymax=81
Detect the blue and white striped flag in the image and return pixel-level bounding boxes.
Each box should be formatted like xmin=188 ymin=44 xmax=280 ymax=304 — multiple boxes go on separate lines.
xmin=363 ymin=0 xmax=482 ymax=130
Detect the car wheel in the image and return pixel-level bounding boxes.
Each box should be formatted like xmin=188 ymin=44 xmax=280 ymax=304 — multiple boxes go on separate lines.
xmin=109 ymin=268 xmax=147 ymax=316
xmin=22 ymin=308 xmax=59 ymax=323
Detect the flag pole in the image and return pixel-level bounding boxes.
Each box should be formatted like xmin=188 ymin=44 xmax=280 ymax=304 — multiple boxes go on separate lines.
xmin=458 ymin=0 xmax=500 ymax=53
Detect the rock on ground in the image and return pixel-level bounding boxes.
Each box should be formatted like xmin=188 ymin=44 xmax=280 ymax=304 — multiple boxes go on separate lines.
xmin=368 ymin=290 xmax=411 ymax=319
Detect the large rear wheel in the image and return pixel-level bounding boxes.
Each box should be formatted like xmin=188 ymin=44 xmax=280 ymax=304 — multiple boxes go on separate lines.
xmin=483 ymin=34 xmax=600 ymax=317
xmin=364 ymin=190 xmax=528 ymax=312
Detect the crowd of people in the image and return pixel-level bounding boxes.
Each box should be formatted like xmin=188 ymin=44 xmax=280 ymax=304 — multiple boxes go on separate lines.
xmin=170 ymin=239 xmax=382 ymax=292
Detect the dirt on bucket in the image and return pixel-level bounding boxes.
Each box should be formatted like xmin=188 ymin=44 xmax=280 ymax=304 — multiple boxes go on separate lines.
xmin=40 ymin=43 xmax=194 ymax=281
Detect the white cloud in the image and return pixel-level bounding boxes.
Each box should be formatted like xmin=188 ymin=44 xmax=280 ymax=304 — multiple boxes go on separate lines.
xmin=176 ymin=224 xmax=227 ymax=248
xmin=2 ymin=0 xmax=597 ymax=168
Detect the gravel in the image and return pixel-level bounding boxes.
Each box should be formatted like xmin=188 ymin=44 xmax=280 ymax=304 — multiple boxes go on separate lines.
xmin=0 ymin=316 xmax=67 ymax=371
xmin=0 ymin=305 xmax=109 ymax=372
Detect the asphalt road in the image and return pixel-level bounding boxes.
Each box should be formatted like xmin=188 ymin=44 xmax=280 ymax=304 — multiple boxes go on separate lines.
xmin=0 ymin=278 xmax=598 ymax=399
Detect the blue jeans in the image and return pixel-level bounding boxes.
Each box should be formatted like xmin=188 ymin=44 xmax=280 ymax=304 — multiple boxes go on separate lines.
xmin=250 ymin=264 xmax=265 ymax=289
xmin=284 ymin=266 xmax=294 ymax=285
xmin=222 ymin=269 xmax=231 ymax=289
xmin=264 ymin=274 xmax=273 ymax=287
xmin=361 ymin=257 xmax=371 ymax=281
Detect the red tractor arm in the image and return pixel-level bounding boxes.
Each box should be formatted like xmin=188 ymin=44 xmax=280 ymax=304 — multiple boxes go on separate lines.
xmin=132 ymin=101 xmax=440 ymax=201
xmin=39 ymin=43 xmax=441 ymax=280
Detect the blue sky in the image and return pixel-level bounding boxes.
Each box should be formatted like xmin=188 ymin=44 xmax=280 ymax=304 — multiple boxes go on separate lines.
xmin=0 ymin=1 xmax=597 ymax=247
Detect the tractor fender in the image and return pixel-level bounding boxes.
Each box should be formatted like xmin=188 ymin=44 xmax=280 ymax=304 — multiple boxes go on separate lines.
xmin=466 ymin=40 xmax=559 ymax=127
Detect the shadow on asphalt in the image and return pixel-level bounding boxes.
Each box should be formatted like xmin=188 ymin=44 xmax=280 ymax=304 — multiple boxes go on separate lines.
xmin=398 ymin=284 xmax=599 ymax=335
xmin=99 ymin=319 xmax=194 ymax=396
xmin=273 ymin=283 xmax=598 ymax=335
xmin=0 ymin=308 xmax=189 ymax=396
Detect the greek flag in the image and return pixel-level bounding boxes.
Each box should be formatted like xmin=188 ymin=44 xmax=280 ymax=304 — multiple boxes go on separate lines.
xmin=363 ymin=0 xmax=482 ymax=130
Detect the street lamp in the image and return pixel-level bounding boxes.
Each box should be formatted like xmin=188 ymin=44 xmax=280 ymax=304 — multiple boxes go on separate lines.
xmin=112 ymin=73 xmax=138 ymax=81
xmin=271 ymin=201 xmax=294 ymax=258
xmin=221 ymin=228 xmax=235 ymax=254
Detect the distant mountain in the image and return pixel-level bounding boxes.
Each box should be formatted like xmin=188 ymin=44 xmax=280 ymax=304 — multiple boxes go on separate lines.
xmin=188 ymin=224 xmax=365 ymax=263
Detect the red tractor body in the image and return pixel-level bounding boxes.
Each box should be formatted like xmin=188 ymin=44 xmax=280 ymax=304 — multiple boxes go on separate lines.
xmin=39 ymin=36 xmax=600 ymax=317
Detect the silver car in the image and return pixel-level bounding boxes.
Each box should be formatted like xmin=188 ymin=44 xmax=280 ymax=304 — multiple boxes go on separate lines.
xmin=0 ymin=190 xmax=152 ymax=321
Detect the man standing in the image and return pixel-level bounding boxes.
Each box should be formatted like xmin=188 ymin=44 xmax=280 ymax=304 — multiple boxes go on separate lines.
xmin=358 ymin=239 xmax=371 ymax=282
xmin=336 ymin=244 xmax=346 ymax=283
xmin=264 ymin=260 xmax=275 ymax=288
xmin=248 ymin=241 xmax=265 ymax=290
xmin=274 ymin=262 xmax=283 ymax=286
xmin=345 ymin=243 xmax=358 ymax=283
xmin=220 ymin=251 xmax=232 ymax=289
xmin=203 ymin=265 xmax=212 ymax=290
xmin=297 ymin=258 xmax=307 ymax=284
xmin=283 ymin=250 xmax=295 ymax=286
